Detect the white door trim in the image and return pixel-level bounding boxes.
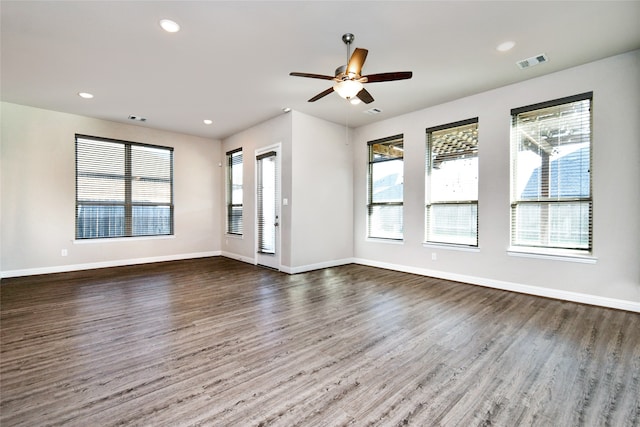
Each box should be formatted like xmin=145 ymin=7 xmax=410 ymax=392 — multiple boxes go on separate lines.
xmin=255 ymin=143 xmax=281 ymax=270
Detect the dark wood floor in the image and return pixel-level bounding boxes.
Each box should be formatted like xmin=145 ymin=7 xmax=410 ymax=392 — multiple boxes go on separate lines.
xmin=1 ymin=257 xmax=639 ymax=426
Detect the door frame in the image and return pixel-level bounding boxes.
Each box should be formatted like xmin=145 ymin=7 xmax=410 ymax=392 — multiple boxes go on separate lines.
xmin=255 ymin=143 xmax=281 ymax=270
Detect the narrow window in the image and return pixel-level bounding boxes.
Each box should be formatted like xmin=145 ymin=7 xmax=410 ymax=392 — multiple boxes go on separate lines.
xmin=367 ymin=135 xmax=404 ymax=240
xmin=226 ymin=148 xmax=243 ymax=235
xmin=426 ymin=118 xmax=479 ymax=246
xmin=75 ymin=135 xmax=173 ymax=239
xmin=510 ymin=92 xmax=592 ymax=252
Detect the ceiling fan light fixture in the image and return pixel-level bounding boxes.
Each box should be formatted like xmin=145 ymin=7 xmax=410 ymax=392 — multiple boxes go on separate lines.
xmin=333 ymin=79 xmax=363 ymax=100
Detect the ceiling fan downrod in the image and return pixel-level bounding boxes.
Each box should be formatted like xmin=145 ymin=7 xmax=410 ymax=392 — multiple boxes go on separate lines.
xmin=342 ymin=33 xmax=354 ymax=66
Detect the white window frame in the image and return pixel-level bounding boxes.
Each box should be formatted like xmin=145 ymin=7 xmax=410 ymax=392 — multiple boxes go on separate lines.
xmin=75 ymin=134 xmax=174 ymax=240
xmin=510 ymin=92 xmax=593 ymax=255
xmin=367 ymin=135 xmax=404 ymax=241
xmin=226 ymin=148 xmax=243 ymax=236
xmin=425 ymin=118 xmax=479 ymax=247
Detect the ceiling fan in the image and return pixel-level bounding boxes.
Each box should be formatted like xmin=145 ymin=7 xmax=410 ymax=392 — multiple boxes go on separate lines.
xmin=290 ymin=33 xmax=413 ymax=104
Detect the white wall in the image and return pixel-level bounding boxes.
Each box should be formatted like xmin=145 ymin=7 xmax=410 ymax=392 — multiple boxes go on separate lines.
xmin=2 ymin=51 xmax=638 ymax=311
xmin=220 ymin=112 xmax=293 ymax=266
xmin=1 ymin=103 xmax=221 ymax=276
xmin=290 ymin=111 xmax=353 ymax=271
xmin=353 ymin=50 xmax=640 ymax=309
xmin=220 ymin=111 xmax=353 ymax=273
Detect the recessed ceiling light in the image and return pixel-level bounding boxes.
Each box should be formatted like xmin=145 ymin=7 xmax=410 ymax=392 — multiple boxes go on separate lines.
xmin=282 ymin=107 xmax=291 ymax=113
xmin=203 ymin=119 xmax=213 ymax=125
xmin=78 ymin=92 xmax=94 ymax=99
xmin=497 ymin=41 xmax=516 ymax=52
xmin=159 ymin=19 xmax=180 ymax=33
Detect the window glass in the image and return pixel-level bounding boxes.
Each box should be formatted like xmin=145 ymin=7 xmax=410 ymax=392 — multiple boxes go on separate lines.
xmin=368 ymin=136 xmax=403 ymax=240
xmin=76 ymin=135 xmax=173 ymax=239
xmin=426 ymin=119 xmax=478 ymax=246
xmin=227 ymin=149 xmax=243 ymax=235
xmin=510 ymin=93 xmax=592 ymax=251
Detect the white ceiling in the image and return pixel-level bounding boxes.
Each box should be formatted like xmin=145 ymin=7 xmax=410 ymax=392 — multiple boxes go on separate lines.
xmin=2 ymin=1 xmax=639 ymax=140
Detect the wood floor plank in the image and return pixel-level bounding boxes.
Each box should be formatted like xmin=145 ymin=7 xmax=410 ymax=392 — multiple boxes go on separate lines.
xmin=1 ymin=257 xmax=639 ymax=426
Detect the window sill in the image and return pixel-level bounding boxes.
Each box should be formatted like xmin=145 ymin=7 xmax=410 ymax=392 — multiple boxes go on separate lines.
xmin=74 ymin=235 xmax=175 ymax=244
xmin=225 ymin=233 xmax=244 ymax=240
xmin=423 ymin=242 xmax=480 ymax=253
xmin=507 ymin=247 xmax=597 ymax=264
xmin=366 ymin=237 xmax=404 ymax=245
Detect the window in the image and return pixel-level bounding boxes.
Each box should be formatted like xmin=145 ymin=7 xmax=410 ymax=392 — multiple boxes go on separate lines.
xmin=226 ymin=148 xmax=243 ymax=235
xmin=75 ymin=135 xmax=173 ymax=239
xmin=367 ymin=135 xmax=403 ymax=240
xmin=426 ymin=118 xmax=479 ymax=246
xmin=510 ymin=92 xmax=592 ymax=252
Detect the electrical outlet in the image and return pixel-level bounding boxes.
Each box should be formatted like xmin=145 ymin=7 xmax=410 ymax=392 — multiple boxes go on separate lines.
xmin=61 ymin=249 xmax=68 ymax=257
xmin=431 ymin=252 xmax=437 ymax=261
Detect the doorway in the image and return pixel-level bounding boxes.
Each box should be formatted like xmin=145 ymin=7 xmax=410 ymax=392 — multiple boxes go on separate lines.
xmin=255 ymin=145 xmax=281 ymax=270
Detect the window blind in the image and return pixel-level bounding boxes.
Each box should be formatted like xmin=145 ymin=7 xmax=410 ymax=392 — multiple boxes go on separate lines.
xmin=510 ymin=92 xmax=592 ymax=251
xmin=426 ymin=118 xmax=479 ymax=246
xmin=226 ymin=148 xmax=243 ymax=235
xmin=367 ymin=135 xmax=403 ymax=240
xmin=76 ymin=135 xmax=173 ymax=239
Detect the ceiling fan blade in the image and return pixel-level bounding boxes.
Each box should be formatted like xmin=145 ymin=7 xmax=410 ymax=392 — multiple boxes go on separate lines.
xmin=308 ymin=87 xmax=334 ymax=102
xmin=347 ymin=48 xmax=368 ymax=76
xmin=290 ymin=72 xmax=335 ymax=80
xmin=363 ymin=71 xmax=413 ymax=83
xmin=356 ymin=88 xmax=374 ymax=104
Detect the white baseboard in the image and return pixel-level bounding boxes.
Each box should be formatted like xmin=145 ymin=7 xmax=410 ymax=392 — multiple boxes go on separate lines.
xmin=218 ymin=252 xmax=354 ymax=274
xmin=220 ymin=251 xmax=255 ymax=265
xmin=3 ymin=253 xmax=637 ymax=313
xmin=353 ymin=258 xmax=640 ymax=313
xmin=0 ymin=251 xmax=222 ymax=279
xmin=280 ymin=258 xmax=355 ymax=274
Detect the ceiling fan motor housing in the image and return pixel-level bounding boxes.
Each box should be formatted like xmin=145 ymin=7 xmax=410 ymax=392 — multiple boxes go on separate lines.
xmin=335 ymin=65 xmax=349 ymax=80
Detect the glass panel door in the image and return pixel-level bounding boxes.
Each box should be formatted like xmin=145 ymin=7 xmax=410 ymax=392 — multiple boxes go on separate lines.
xmin=256 ymin=148 xmax=280 ymax=269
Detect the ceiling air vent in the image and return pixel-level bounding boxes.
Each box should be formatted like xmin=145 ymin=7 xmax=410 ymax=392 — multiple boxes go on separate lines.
xmin=517 ymin=54 xmax=548 ymax=69
xmin=128 ymin=115 xmax=147 ymax=122
xmin=364 ymin=107 xmax=383 ymax=115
